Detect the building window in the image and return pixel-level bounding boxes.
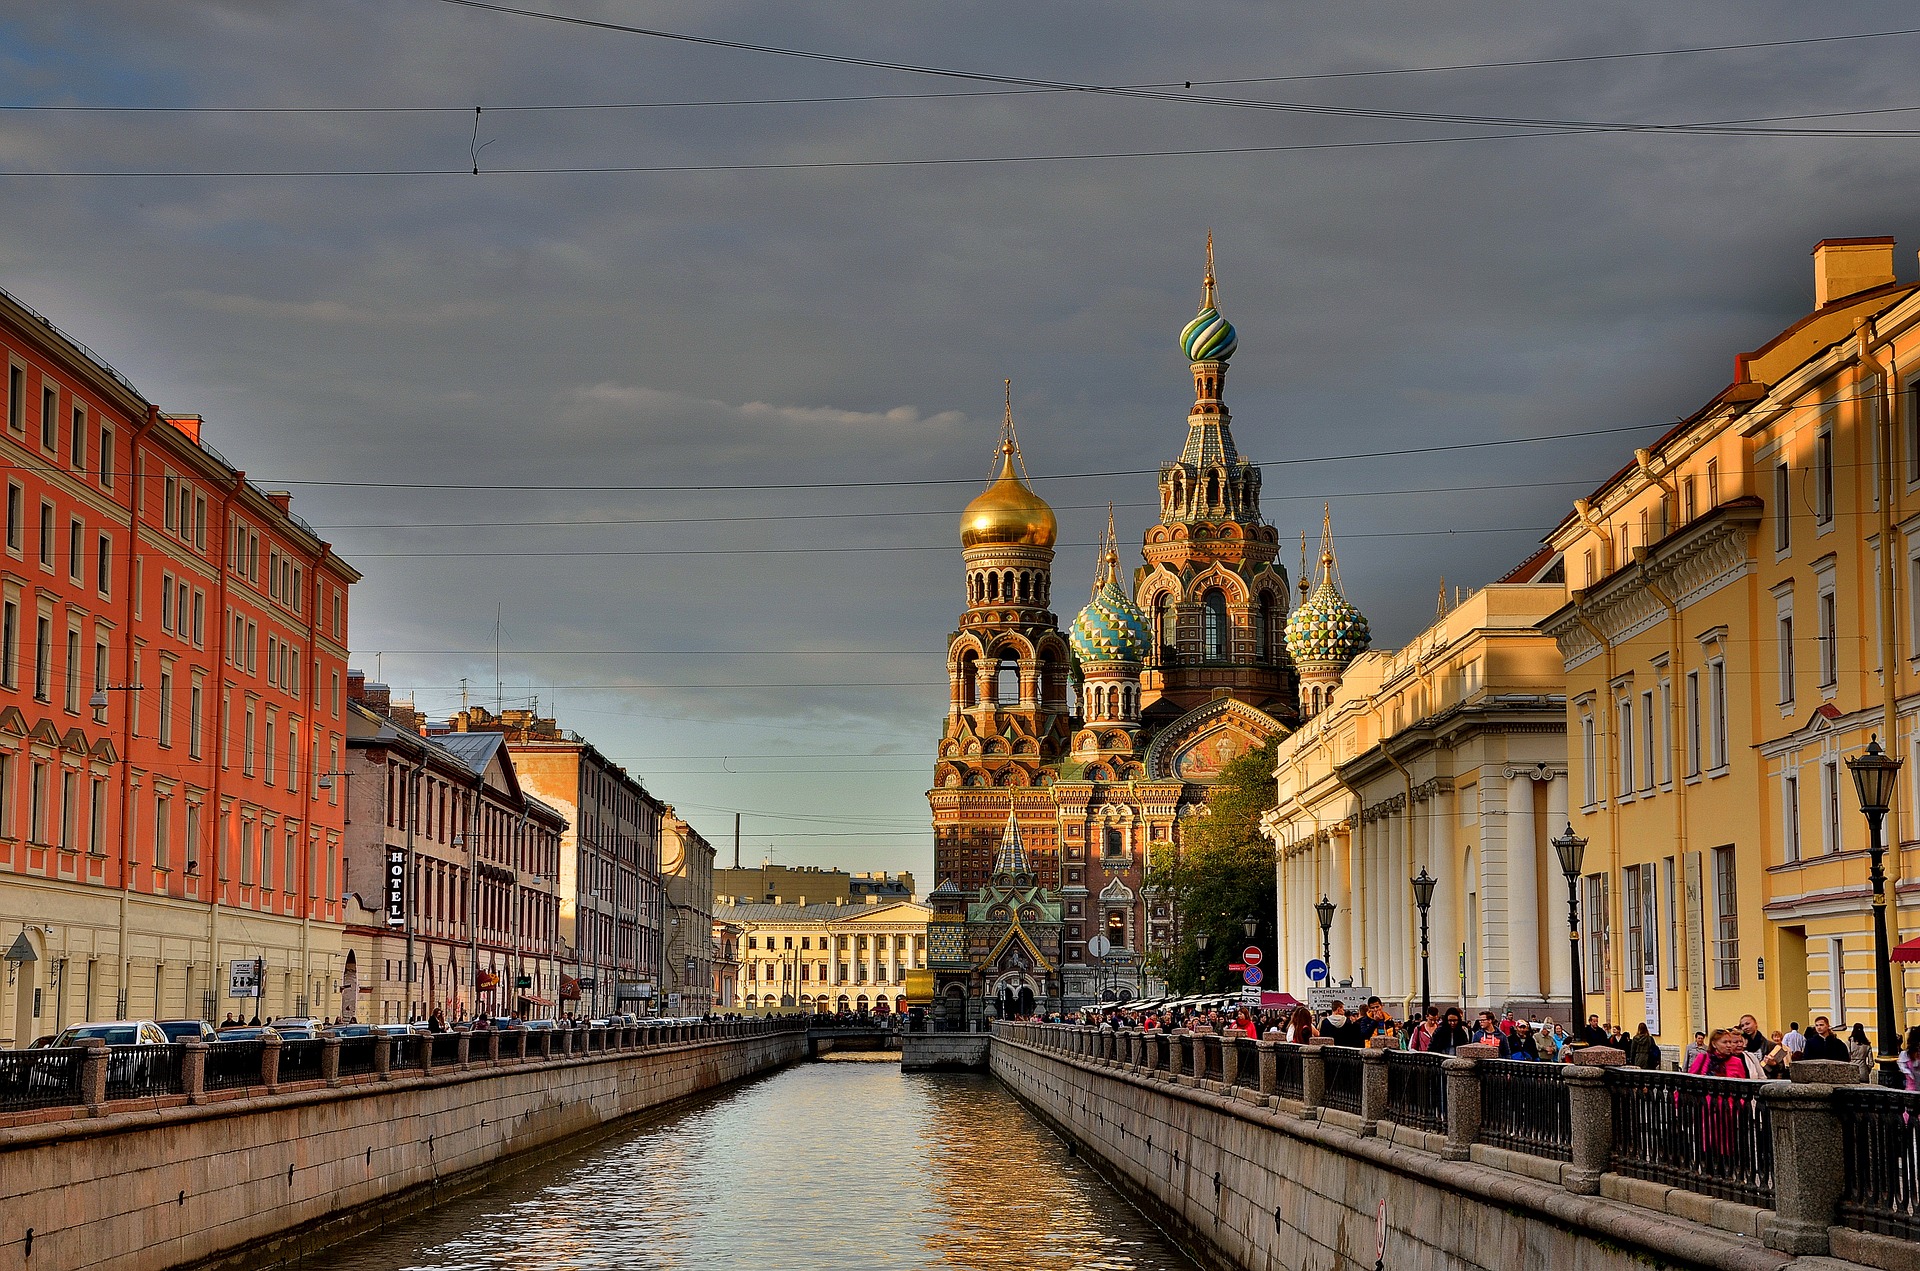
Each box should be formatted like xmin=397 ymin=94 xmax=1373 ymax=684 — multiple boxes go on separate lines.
xmin=1783 ymin=772 xmax=1801 ymax=864
xmin=1774 ymin=461 xmax=1791 ymax=552
xmin=1202 ymin=589 xmax=1227 ymax=660
xmin=1818 ymin=590 xmax=1838 ymax=687
xmin=160 ymin=573 xmax=174 ymax=633
xmin=1580 ymin=712 xmax=1597 ymax=805
xmin=28 ymin=761 xmax=45 ymax=844
xmin=1778 ymin=613 xmax=1795 ymax=704
xmin=1822 ymin=759 xmax=1842 ymax=855
xmin=1707 ymin=658 xmax=1728 ymax=772
xmin=1583 ymin=874 xmax=1608 ymax=993
xmin=4 ymin=483 xmax=18 ymax=554
xmin=1616 ymin=695 xmax=1635 ymax=797
xmin=37 ymin=501 xmax=52 ymax=568
xmin=158 ymin=669 xmax=173 ymax=746
xmin=33 ymin=616 xmax=50 ymax=701
xmin=1707 ymin=459 xmax=1719 ymax=506
xmin=89 ymin=777 xmax=105 ymax=855
xmin=1814 ymin=429 xmax=1834 ymax=527
xmin=185 ymin=803 xmax=200 ymax=873
xmin=1657 ymin=678 xmax=1673 ymax=785
xmin=1683 ymin=476 xmax=1697 ymax=521
xmin=1623 ymin=864 xmax=1644 ymax=992
xmin=155 ymin=795 xmax=171 ymax=869
xmin=96 ymin=533 xmax=110 ymax=596
xmin=1712 ymin=845 xmax=1739 ymax=988
xmin=40 ymin=385 xmax=55 ymax=452
xmin=1639 ymin=689 xmax=1655 ymax=792
xmin=70 ymin=405 xmax=83 ymax=471
xmin=244 ymin=702 xmax=256 ymax=775
xmin=2 ymin=601 xmax=17 ymax=690
xmin=62 ymin=629 xmax=78 ymax=713
xmin=5 ymin=365 xmax=20 ymax=433
xmin=189 ymin=683 xmax=203 ymax=758
xmin=1684 ymin=670 xmax=1701 ymax=776
xmin=98 ymin=425 xmax=113 ymax=488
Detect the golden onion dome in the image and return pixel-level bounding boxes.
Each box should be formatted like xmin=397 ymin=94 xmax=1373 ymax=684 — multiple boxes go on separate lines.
xmin=961 ymin=442 xmax=1058 ymax=549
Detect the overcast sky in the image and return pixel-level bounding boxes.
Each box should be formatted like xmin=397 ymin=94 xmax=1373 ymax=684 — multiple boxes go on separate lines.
xmin=4 ymin=3 xmax=1919 ymax=884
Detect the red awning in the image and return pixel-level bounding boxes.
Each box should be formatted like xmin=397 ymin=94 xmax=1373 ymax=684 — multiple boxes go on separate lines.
xmin=1891 ymin=937 xmax=1920 ymax=964
xmin=518 ymin=994 xmax=554 ymax=1007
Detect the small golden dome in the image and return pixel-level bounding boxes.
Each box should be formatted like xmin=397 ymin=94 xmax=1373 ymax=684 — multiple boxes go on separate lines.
xmin=961 ymin=443 xmax=1057 ymax=549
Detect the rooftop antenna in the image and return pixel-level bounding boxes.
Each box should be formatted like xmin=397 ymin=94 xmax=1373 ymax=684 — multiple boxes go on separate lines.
xmin=460 ymin=677 xmax=469 ymax=713
xmin=494 ymin=603 xmax=502 ymax=714
xmin=735 ymin=812 xmax=741 ymax=870
xmin=375 ymin=652 xmax=383 ymax=680
xmin=1436 ymin=576 xmax=1449 ymax=621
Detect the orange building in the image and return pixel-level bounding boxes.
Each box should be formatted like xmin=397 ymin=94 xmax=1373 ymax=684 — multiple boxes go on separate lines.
xmin=0 ymin=287 xmax=358 ymax=1044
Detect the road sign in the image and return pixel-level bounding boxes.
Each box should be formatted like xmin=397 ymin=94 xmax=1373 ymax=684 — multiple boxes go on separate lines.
xmin=1242 ymin=965 xmax=1263 ymax=986
xmin=1307 ymin=984 xmax=1372 ymax=1014
xmin=1243 ymin=946 xmax=1263 ymax=966
xmin=1087 ymin=935 xmax=1113 ymax=959
xmin=1227 ymin=963 xmax=1246 ymax=972
xmin=1240 ymin=986 xmax=1260 ymax=1004
xmin=1304 ymin=958 xmax=1328 ymax=983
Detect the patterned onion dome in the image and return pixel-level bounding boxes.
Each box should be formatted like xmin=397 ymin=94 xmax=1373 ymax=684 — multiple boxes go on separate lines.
xmin=1285 ymin=573 xmax=1371 ymax=668
xmin=961 ymin=443 xmax=1058 ymax=548
xmin=1070 ymin=573 xmax=1150 ymax=665
xmin=1180 ymin=305 xmax=1237 ymax=363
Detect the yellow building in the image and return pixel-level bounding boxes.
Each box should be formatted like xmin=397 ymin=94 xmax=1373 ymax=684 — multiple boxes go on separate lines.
xmin=714 ymin=897 xmax=929 ymax=1015
xmin=1542 ymin=237 xmax=1920 ymax=1052
xmin=1262 ymin=578 xmax=1567 ymax=1016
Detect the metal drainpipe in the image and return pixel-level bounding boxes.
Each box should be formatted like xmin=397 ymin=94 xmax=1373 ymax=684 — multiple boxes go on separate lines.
xmin=1857 ymin=321 xmax=1905 ymax=932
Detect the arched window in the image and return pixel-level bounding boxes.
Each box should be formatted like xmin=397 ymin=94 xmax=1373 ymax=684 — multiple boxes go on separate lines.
xmin=986 ymin=572 xmax=999 ymax=601
xmin=959 ymin=652 xmax=979 ymax=708
xmin=1018 ymin=572 xmax=1029 ymax=602
xmin=1206 ymin=471 xmax=1221 ymax=507
xmin=1256 ymin=592 xmax=1273 ymax=659
xmin=1203 ymin=589 xmax=1228 ymax=660
xmin=994 ymin=656 xmax=1016 ymax=704
xmin=1153 ymin=594 xmax=1169 ymax=661
xmin=1003 ymin=571 xmax=1014 ymax=601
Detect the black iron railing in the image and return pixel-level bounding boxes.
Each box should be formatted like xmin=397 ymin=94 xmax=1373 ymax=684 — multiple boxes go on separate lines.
xmin=1323 ymin=1046 xmax=1364 ymax=1115
xmin=103 ymin=1045 xmax=184 ymax=1101
xmin=0 ymin=1047 xmax=85 ymax=1112
xmin=1476 ymin=1059 xmax=1570 ymax=1160
xmin=391 ymin=1034 xmax=423 ymax=1069
xmin=1606 ymin=1067 xmax=1773 ymax=1206
xmin=336 ymin=1036 xmax=378 ymax=1078
xmin=1385 ymin=1050 xmax=1447 ymax=1133
xmin=1199 ymin=1034 xmax=1224 ymax=1082
xmin=1838 ymin=1084 xmax=1920 ymax=1240
xmin=278 ymin=1039 xmax=325 ymax=1084
xmin=1232 ymin=1037 xmax=1260 ymax=1090
xmin=431 ymin=1032 xmax=463 ymax=1066
xmin=203 ymin=1040 xmax=266 ymax=1092
xmin=1272 ymin=1043 xmax=1304 ymax=1101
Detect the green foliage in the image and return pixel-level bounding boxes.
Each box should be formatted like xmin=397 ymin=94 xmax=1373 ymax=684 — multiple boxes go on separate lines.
xmin=1146 ymin=739 xmax=1279 ymax=995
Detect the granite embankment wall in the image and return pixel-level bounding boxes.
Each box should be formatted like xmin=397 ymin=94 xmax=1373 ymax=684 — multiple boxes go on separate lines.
xmin=992 ymin=1028 xmax=1890 ymax=1271
xmin=0 ymin=1025 xmax=806 ymax=1271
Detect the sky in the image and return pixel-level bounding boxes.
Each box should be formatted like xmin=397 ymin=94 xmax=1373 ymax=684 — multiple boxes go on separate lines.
xmin=3 ymin=2 xmax=1920 ymax=884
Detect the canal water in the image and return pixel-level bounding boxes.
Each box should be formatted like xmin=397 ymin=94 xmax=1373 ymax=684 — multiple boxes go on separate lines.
xmin=331 ymin=1060 xmax=1196 ymax=1270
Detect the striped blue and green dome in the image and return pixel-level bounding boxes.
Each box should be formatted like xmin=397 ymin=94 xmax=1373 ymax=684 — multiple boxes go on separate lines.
xmin=1180 ymin=306 xmax=1237 ymax=363
xmin=1071 ymin=575 xmax=1151 ymax=666
xmin=1285 ymin=576 xmax=1370 ymax=669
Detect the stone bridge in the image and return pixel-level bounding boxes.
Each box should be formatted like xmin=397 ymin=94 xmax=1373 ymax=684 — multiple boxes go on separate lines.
xmin=993 ymin=1022 xmax=1913 ymax=1271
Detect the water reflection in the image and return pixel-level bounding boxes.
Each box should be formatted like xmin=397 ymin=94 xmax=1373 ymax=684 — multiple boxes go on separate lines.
xmin=331 ymin=1061 xmax=1194 ymax=1271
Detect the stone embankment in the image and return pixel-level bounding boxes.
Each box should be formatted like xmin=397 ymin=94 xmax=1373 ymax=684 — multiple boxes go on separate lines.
xmin=0 ymin=1020 xmax=806 ymax=1271
xmin=993 ymin=1022 xmax=1915 ymax=1271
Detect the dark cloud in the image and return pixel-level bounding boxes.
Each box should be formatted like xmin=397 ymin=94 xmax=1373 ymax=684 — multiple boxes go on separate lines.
xmin=3 ymin=1 xmax=1918 ymax=873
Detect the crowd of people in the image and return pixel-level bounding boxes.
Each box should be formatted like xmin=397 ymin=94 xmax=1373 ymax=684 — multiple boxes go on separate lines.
xmin=1023 ymin=999 xmax=1920 ymax=1087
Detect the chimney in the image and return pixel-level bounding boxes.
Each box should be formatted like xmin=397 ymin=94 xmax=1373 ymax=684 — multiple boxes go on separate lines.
xmin=796 ymin=895 xmax=806 ymax=906
xmin=264 ymin=490 xmax=293 ymax=515
xmin=347 ymin=669 xmax=367 ymax=702
xmin=1812 ymin=237 xmax=1897 ymax=308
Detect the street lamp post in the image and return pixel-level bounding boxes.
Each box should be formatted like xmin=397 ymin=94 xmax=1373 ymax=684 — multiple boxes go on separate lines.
xmin=1314 ymin=896 xmax=1336 ymax=977
xmin=1195 ymin=928 xmax=1210 ymax=993
xmin=1845 ymin=735 xmax=1905 ymax=1086
xmin=1411 ymin=869 xmax=1436 ymax=1018
xmin=1552 ymin=824 xmax=1589 ymax=1038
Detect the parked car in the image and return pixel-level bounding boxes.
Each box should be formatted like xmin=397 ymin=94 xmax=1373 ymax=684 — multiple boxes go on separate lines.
xmin=275 ymin=1027 xmax=319 ymax=1042
xmin=270 ymin=1017 xmax=320 ymax=1032
xmin=484 ymin=1016 xmax=524 ymax=1031
xmin=52 ymin=1020 xmax=168 ymax=1048
xmin=156 ymin=1020 xmax=216 ymax=1044
xmin=523 ymin=1018 xmax=558 ymax=1031
xmin=210 ymin=1026 xmax=280 ymax=1042
xmin=332 ymin=1023 xmax=376 ymax=1038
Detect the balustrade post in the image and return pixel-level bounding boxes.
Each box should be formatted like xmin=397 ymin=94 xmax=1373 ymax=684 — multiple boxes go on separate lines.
xmin=181 ymin=1039 xmax=208 ymax=1100
xmin=1299 ymin=1040 xmax=1327 ymax=1118
xmin=417 ymin=1035 xmax=434 ymax=1076
xmin=487 ymin=1031 xmax=502 ymax=1064
xmin=1439 ymin=1056 xmax=1481 ymax=1161
xmin=1562 ymin=1065 xmax=1613 ymax=1195
xmin=1172 ymin=1030 xmax=1191 ymax=1081
xmin=538 ymin=1029 xmax=554 ymax=1060
xmin=260 ymin=1036 xmax=283 ymax=1090
xmin=456 ymin=1031 xmax=472 ymax=1068
xmin=1358 ymin=1048 xmax=1388 ymax=1134
xmin=1762 ymin=1081 xmax=1845 ymax=1255
xmin=80 ymin=1039 xmax=108 ymax=1110
xmin=1220 ymin=1035 xmax=1240 ymax=1088
xmin=320 ymin=1033 xmax=341 ymax=1086
xmin=373 ymin=1034 xmax=392 ymax=1079
xmin=1256 ymin=1040 xmax=1278 ymax=1097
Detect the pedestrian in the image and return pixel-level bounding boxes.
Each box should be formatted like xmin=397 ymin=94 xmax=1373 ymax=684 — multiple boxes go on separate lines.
xmin=1847 ymin=1023 xmax=1873 ymax=1082
xmin=220 ymin=1013 xmax=236 ymax=1029
xmin=1782 ymin=1022 xmax=1806 ymax=1057
xmin=1688 ymin=1027 xmax=1765 ymax=1079
xmin=1684 ymin=1030 xmax=1708 ymax=1070
xmin=247 ymin=1014 xmax=261 ymax=1027
xmin=1407 ymin=1008 xmax=1439 ymax=1051
xmin=1578 ymin=1013 xmax=1610 ymax=1047
xmin=1737 ymin=1014 xmax=1767 ymax=1057
xmin=1627 ymin=1023 xmax=1661 ymax=1070
xmin=428 ymin=1007 xmax=448 ymax=1034
xmin=1901 ymin=1026 xmax=1920 ymax=1091
xmin=1799 ymin=1016 xmax=1850 ymax=1062
xmin=1430 ymin=1008 xmax=1473 ymax=1056
xmin=1762 ymin=1031 xmax=1791 ymax=1079
xmin=1471 ymin=1011 xmax=1501 ymax=1045
xmin=1499 ymin=1020 xmax=1542 ymax=1060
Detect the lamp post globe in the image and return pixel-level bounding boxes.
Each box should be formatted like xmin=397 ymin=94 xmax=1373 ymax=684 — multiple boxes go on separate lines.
xmin=1551 ymin=823 xmax=1589 ymax=1037
xmin=1242 ymin=915 xmax=1259 ymax=940
xmin=1846 ymin=735 xmax=1905 ymax=1083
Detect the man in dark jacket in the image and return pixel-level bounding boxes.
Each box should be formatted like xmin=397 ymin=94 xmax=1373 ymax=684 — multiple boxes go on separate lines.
xmin=1799 ymin=1016 xmax=1851 ymax=1062
xmin=1578 ymin=1014 xmax=1611 ymax=1047
xmin=1498 ymin=1020 xmax=1543 ymax=1060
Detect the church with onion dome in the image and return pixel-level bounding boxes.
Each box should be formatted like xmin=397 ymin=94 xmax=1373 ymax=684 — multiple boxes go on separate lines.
xmin=926 ymin=238 xmax=1371 ymax=1021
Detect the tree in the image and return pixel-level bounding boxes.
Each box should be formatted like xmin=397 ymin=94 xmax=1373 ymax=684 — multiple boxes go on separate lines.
xmin=1147 ymin=739 xmax=1279 ymax=995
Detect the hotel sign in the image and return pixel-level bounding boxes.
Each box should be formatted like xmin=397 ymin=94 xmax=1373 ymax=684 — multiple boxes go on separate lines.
xmin=385 ymin=848 xmax=407 ymax=929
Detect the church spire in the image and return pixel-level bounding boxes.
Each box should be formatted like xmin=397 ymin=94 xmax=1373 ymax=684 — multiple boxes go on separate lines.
xmin=1202 ymin=229 xmax=1218 ymax=311
xmin=992 ymin=806 xmax=1030 ymax=878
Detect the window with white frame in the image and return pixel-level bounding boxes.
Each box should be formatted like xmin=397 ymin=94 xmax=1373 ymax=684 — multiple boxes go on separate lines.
xmin=1775 ymin=460 xmax=1792 ymax=552
xmin=1818 ymin=587 xmax=1838 ymax=688
xmin=1580 ymin=712 xmax=1597 ymax=805
xmin=1685 ymin=670 xmax=1702 ymax=776
xmin=1617 ymin=694 xmax=1636 ymax=797
xmin=1657 ymin=678 xmax=1673 ymax=785
xmin=1822 ymin=759 xmax=1842 ymax=855
xmin=1639 ymin=689 xmax=1656 ymax=792
xmin=1712 ymin=845 xmax=1740 ymax=988
xmin=1623 ymin=864 xmax=1644 ymax=991
xmin=1708 ymin=657 xmax=1728 ymax=771
xmin=1783 ymin=771 xmax=1801 ymax=863
xmin=1778 ymin=612 xmax=1795 ymax=704
xmin=1662 ymin=857 xmax=1680 ymax=989
xmin=1584 ymin=873 xmax=1609 ymax=992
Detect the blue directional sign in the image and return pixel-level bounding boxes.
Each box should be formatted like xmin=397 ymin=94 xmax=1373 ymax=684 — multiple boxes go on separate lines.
xmin=1242 ymin=964 xmax=1263 ymax=986
xmin=1304 ymin=958 xmax=1328 ymax=983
